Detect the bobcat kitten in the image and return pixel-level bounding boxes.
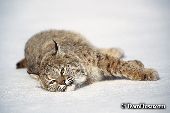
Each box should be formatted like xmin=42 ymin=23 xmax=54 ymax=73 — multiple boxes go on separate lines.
xmin=16 ymin=30 xmax=159 ymax=92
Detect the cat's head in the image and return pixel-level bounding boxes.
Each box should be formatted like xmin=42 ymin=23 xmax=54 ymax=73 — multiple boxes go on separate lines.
xmin=39 ymin=40 xmax=87 ymax=92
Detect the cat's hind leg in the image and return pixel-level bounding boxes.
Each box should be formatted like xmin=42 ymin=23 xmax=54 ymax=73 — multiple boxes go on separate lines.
xmin=127 ymin=60 xmax=144 ymax=68
xmin=99 ymin=48 xmax=124 ymax=59
xmin=110 ymin=59 xmax=159 ymax=81
xmin=97 ymin=55 xmax=159 ymax=81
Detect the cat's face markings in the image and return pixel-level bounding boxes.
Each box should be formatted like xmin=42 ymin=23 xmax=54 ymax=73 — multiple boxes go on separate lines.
xmin=40 ymin=40 xmax=87 ymax=92
xmin=41 ymin=61 xmax=87 ymax=92
xmin=46 ymin=79 xmax=68 ymax=92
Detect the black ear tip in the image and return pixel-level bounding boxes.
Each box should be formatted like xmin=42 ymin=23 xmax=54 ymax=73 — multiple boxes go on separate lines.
xmin=52 ymin=39 xmax=59 ymax=55
xmin=53 ymin=40 xmax=57 ymax=44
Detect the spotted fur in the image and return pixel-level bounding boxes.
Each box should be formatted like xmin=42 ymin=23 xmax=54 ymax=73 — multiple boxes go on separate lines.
xmin=16 ymin=30 xmax=159 ymax=92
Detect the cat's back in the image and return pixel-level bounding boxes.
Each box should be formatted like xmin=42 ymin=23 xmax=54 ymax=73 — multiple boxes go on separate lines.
xmin=25 ymin=30 xmax=94 ymax=74
xmin=25 ymin=30 xmax=91 ymax=53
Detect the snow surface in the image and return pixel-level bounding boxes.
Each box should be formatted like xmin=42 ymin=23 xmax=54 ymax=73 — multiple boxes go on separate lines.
xmin=0 ymin=0 xmax=170 ymax=113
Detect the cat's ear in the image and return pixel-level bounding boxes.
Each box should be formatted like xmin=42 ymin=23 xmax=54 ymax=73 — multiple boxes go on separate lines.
xmin=52 ymin=40 xmax=59 ymax=56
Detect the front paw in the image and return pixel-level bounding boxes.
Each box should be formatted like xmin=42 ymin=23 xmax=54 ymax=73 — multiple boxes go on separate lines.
xmin=143 ymin=68 xmax=159 ymax=81
xmin=47 ymin=79 xmax=67 ymax=92
xmin=47 ymin=79 xmax=58 ymax=92
xmin=57 ymin=85 xmax=67 ymax=92
xmin=65 ymin=76 xmax=74 ymax=86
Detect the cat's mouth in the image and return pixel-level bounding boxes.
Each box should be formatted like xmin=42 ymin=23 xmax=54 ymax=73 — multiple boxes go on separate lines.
xmin=47 ymin=76 xmax=74 ymax=92
xmin=55 ymin=75 xmax=74 ymax=85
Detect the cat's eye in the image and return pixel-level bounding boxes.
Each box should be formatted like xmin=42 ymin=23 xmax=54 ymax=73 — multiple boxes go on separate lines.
xmin=49 ymin=79 xmax=56 ymax=84
xmin=67 ymin=64 xmax=70 ymax=67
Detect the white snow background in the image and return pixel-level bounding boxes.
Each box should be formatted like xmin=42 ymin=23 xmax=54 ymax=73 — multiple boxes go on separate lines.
xmin=0 ymin=0 xmax=170 ymax=113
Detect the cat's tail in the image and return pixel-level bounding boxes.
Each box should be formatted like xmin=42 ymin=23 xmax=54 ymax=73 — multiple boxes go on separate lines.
xmin=16 ymin=58 xmax=27 ymax=69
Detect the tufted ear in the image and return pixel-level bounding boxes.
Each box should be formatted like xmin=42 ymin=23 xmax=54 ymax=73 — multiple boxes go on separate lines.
xmin=52 ymin=40 xmax=59 ymax=55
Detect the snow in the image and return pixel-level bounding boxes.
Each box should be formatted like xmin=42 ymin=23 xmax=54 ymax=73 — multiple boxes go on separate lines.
xmin=0 ymin=0 xmax=170 ymax=113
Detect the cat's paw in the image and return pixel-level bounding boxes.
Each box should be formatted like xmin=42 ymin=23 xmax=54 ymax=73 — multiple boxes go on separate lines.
xmin=47 ymin=79 xmax=58 ymax=92
xmin=57 ymin=85 xmax=67 ymax=92
xmin=47 ymin=79 xmax=67 ymax=92
xmin=143 ymin=68 xmax=159 ymax=81
xmin=65 ymin=76 xmax=74 ymax=86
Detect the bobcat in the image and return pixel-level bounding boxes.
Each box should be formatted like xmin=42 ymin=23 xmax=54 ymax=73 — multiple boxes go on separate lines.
xmin=16 ymin=30 xmax=159 ymax=92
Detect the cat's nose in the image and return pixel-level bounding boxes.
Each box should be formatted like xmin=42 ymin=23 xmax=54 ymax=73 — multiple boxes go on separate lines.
xmin=58 ymin=79 xmax=66 ymax=85
xmin=57 ymin=76 xmax=66 ymax=85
